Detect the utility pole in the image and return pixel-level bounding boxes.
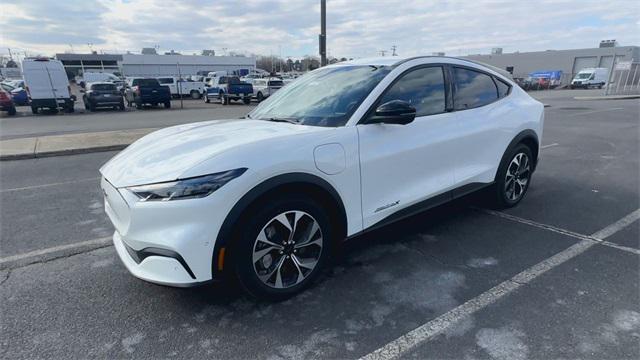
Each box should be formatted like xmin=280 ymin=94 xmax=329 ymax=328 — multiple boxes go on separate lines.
xmin=379 ymin=50 xmax=387 ymax=57
xmin=319 ymin=0 xmax=327 ymax=67
xmin=391 ymin=45 xmax=397 ymax=56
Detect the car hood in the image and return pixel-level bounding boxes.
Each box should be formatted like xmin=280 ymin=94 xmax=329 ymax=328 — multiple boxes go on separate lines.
xmin=100 ymin=119 xmax=323 ymax=187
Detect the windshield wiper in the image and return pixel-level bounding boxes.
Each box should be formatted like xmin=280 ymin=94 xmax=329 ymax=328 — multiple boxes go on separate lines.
xmin=264 ymin=117 xmax=300 ymax=124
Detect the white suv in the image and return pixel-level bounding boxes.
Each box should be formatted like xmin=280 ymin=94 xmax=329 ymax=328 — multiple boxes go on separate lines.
xmin=100 ymin=56 xmax=544 ymax=300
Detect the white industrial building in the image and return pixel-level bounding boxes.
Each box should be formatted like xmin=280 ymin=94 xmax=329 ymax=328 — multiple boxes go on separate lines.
xmin=119 ymin=54 xmax=256 ymax=77
xmin=56 ymin=53 xmax=256 ymax=78
xmin=463 ymin=44 xmax=639 ymax=85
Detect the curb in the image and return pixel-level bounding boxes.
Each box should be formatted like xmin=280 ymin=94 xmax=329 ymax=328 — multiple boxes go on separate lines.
xmin=574 ymin=95 xmax=640 ymax=100
xmin=0 ymin=144 xmax=129 ymax=161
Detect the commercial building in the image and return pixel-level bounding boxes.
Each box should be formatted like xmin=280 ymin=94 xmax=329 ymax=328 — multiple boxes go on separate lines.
xmin=463 ymin=45 xmax=639 ymax=85
xmin=55 ymin=53 xmax=123 ymax=78
xmin=55 ymin=53 xmax=256 ymax=79
xmin=119 ymin=54 xmax=256 ymax=77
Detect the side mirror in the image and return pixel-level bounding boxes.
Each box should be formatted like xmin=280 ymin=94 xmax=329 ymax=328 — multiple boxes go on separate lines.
xmin=368 ymin=100 xmax=416 ymax=125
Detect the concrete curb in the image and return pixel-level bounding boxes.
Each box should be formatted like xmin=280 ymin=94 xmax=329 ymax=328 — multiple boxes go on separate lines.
xmin=0 ymin=144 xmax=130 ymax=161
xmin=0 ymin=127 xmax=157 ymax=161
xmin=574 ymin=94 xmax=640 ymax=100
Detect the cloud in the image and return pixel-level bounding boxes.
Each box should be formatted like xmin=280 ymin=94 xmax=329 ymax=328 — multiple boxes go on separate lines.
xmin=1 ymin=0 xmax=638 ymax=58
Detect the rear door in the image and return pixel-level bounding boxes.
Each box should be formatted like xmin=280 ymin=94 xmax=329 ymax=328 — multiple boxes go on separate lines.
xmin=24 ymin=62 xmax=55 ymax=100
xmin=450 ymin=66 xmax=512 ymax=187
xmin=46 ymin=62 xmax=71 ymax=99
xmin=357 ymin=65 xmax=457 ymax=228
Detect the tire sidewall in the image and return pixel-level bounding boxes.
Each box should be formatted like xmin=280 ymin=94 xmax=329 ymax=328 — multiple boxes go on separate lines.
xmin=233 ymin=195 xmax=332 ymax=301
xmin=494 ymin=144 xmax=533 ymax=207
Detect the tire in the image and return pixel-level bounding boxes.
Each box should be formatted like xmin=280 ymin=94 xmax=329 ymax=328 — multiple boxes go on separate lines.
xmin=164 ymin=101 xmax=171 ymax=109
xmin=220 ymin=93 xmax=228 ymax=105
xmin=119 ymin=102 xmax=125 ymax=111
xmin=31 ymin=106 xmax=38 ymax=114
xmin=89 ymin=102 xmax=95 ymax=112
xmin=243 ymin=97 xmax=251 ymax=105
xmin=7 ymin=105 xmax=16 ymax=116
xmin=190 ymin=90 xmax=201 ymax=99
xmin=135 ymin=102 xmax=142 ymax=110
xmin=66 ymin=105 xmax=75 ymax=113
xmin=232 ymin=194 xmax=332 ymax=301
xmin=204 ymin=93 xmax=210 ymax=103
xmin=256 ymin=92 xmax=264 ymax=102
xmin=490 ymin=143 xmax=533 ymax=209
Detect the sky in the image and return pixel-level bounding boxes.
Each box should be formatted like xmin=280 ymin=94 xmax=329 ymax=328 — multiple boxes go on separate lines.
xmin=1 ymin=0 xmax=639 ymax=60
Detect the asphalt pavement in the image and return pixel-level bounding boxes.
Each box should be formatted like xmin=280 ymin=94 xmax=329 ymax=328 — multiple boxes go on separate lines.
xmin=1 ymin=95 xmax=638 ymax=359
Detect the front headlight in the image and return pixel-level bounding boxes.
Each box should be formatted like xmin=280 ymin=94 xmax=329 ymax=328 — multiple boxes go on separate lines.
xmin=127 ymin=168 xmax=247 ymax=202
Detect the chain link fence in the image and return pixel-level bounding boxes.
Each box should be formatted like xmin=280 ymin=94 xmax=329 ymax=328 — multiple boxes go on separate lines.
xmin=605 ymin=59 xmax=639 ymax=95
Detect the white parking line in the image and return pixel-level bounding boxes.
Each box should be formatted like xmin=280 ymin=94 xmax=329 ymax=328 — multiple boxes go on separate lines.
xmin=541 ymin=143 xmax=559 ymax=149
xmin=0 ymin=237 xmax=111 ymax=267
xmin=0 ymin=177 xmax=100 ymax=193
xmin=360 ymin=208 xmax=640 ymax=360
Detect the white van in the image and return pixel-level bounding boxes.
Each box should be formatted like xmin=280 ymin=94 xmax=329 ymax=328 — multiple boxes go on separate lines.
xmin=22 ymin=58 xmax=75 ymax=114
xmin=570 ymin=68 xmax=608 ymax=89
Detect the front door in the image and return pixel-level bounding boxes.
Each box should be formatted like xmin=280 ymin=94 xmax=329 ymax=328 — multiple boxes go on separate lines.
xmin=357 ymin=65 xmax=457 ymax=229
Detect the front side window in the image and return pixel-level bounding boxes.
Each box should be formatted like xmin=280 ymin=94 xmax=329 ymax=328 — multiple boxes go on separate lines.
xmin=453 ymin=67 xmax=498 ymax=110
xmin=377 ymin=66 xmax=446 ymax=117
xmin=249 ymin=65 xmax=391 ymax=127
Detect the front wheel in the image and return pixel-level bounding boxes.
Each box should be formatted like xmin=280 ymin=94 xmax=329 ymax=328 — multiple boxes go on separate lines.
xmin=190 ymin=90 xmax=201 ymax=99
xmin=490 ymin=144 xmax=533 ymax=209
xmin=243 ymin=97 xmax=251 ymax=105
xmin=233 ymin=194 xmax=332 ymax=301
xmin=164 ymin=101 xmax=171 ymax=109
xmin=256 ymin=92 xmax=264 ymax=102
xmin=7 ymin=105 xmax=16 ymax=116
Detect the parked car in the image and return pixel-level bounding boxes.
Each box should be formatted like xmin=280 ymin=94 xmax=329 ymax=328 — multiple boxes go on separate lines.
xmin=22 ymin=58 xmax=75 ymax=114
xmin=124 ymin=77 xmax=171 ymax=109
xmin=3 ymin=79 xmax=25 ymax=89
xmin=252 ymin=78 xmax=284 ymax=102
xmin=99 ymin=56 xmax=544 ymax=300
xmin=82 ymin=82 xmax=125 ymax=111
xmin=78 ymin=72 xmax=124 ymax=89
xmin=0 ymin=88 xmax=16 ymax=115
xmin=157 ymin=77 xmax=206 ymax=99
xmin=203 ymin=76 xmax=252 ymax=105
xmin=0 ymin=82 xmax=29 ymax=105
xmin=570 ymin=67 xmax=608 ymax=89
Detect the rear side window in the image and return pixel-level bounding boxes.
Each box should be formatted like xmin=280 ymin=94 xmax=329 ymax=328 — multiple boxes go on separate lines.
xmin=91 ymin=84 xmax=116 ymax=91
xmin=268 ymin=80 xmax=284 ymax=87
xmin=132 ymin=79 xmax=160 ymax=87
xmin=453 ymin=67 xmax=498 ymax=110
xmin=378 ymin=66 xmax=446 ymax=117
xmin=495 ymin=78 xmax=511 ymax=98
xmin=157 ymin=78 xmax=173 ymax=84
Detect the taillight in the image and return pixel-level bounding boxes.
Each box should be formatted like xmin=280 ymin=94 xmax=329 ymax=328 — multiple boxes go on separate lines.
xmin=0 ymin=92 xmax=8 ymax=100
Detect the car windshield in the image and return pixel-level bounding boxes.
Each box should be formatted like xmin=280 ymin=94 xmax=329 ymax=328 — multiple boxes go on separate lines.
xmin=577 ymin=73 xmax=591 ymax=79
xmin=249 ymin=65 xmax=391 ymax=127
xmin=133 ymin=79 xmax=160 ymax=87
xmin=91 ymin=84 xmax=116 ymax=91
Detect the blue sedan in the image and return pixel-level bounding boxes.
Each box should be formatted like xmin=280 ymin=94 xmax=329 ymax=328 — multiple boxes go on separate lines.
xmin=0 ymin=83 xmax=29 ymax=106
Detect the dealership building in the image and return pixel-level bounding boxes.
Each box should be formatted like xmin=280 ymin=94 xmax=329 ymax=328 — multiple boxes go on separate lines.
xmin=55 ymin=53 xmax=256 ymax=78
xmin=463 ymin=42 xmax=639 ymax=85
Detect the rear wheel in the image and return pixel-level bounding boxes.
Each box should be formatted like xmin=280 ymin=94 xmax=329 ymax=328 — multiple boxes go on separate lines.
xmin=256 ymin=92 xmax=264 ymax=102
xmin=243 ymin=97 xmax=251 ymax=105
xmin=119 ymin=102 xmax=125 ymax=111
xmin=7 ymin=105 xmax=16 ymax=116
xmin=220 ymin=92 xmax=228 ymax=105
xmin=31 ymin=106 xmax=38 ymax=114
xmin=204 ymin=93 xmax=210 ymax=103
xmin=490 ymin=143 xmax=533 ymax=209
xmin=66 ymin=104 xmax=75 ymax=113
xmin=164 ymin=101 xmax=171 ymax=109
xmin=233 ymin=194 xmax=332 ymax=301
xmin=190 ymin=90 xmax=200 ymax=99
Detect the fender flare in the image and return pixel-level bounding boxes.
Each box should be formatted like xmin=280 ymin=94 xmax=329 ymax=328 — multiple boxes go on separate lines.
xmin=212 ymin=172 xmax=347 ymax=277
xmin=495 ymin=129 xmax=540 ymax=181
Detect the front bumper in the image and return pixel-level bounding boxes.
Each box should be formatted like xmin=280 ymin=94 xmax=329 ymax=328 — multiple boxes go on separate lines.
xmin=101 ymin=177 xmax=233 ymax=286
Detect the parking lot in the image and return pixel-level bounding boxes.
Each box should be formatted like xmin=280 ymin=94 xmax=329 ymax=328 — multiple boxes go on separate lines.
xmin=1 ymin=92 xmax=638 ymax=359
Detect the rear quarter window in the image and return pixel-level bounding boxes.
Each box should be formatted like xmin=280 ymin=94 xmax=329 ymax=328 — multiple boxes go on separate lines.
xmin=453 ymin=67 xmax=499 ymax=110
xmin=495 ymin=78 xmax=511 ymax=98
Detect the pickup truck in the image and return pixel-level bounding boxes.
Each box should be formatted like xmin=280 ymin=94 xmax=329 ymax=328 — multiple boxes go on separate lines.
xmin=204 ymin=76 xmax=253 ymax=105
xmin=157 ymin=77 xmax=206 ymax=99
xmin=125 ymin=77 xmax=172 ymax=109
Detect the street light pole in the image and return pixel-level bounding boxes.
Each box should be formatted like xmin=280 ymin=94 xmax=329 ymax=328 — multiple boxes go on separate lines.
xmin=319 ymin=0 xmax=327 ymax=67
